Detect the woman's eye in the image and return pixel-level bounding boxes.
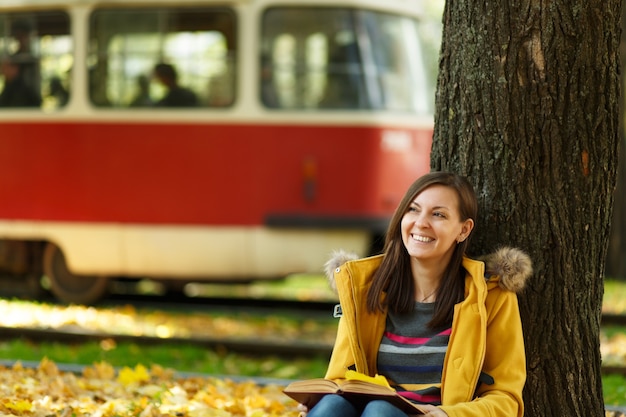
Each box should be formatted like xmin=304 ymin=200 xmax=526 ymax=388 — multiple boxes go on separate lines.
xmin=434 ymin=212 xmax=446 ymax=218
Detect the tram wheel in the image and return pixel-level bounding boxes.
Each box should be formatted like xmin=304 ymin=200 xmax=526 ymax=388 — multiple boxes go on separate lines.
xmin=43 ymin=243 xmax=109 ymax=304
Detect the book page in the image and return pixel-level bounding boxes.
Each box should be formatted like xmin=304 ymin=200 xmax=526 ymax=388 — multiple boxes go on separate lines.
xmin=340 ymin=380 xmax=397 ymax=396
xmin=283 ymin=378 xmax=340 ymax=394
xmin=283 ymin=379 xmax=427 ymax=414
xmin=283 ymin=379 xmax=340 ymax=407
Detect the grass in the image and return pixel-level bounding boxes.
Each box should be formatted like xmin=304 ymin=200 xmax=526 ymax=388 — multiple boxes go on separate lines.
xmin=601 ymin=279 xmax=626 ymax=406
xmin=603 ymin=279 xmax=626 ymax=407
xmin=604 ymin=374 xmax=626 ymax=407
xmin=604 ymin=280 xmax=626 ymax=314
xmin=0 ymin=338 xmax=330 ymax=380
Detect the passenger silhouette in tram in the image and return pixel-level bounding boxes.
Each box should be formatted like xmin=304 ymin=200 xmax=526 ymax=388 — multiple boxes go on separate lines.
xmin=153 ymin=63 xmax=198 ymax=107
xmin=48 ymin=76 xmax=69 ymax=108
xmin=129 ymin=74 xmax=153 ymax=107
xmin=88 ymin=66 xmax=111 ymax=107
xmin=0 ymin=55 xmax=41 ymax=108
xmin=10 ymin=19 xmax=40 ymax=94
xmin=260 ymin=55 xmax=279 ymax=108
xmin=320 ymin=39 xmax=365 ymax=109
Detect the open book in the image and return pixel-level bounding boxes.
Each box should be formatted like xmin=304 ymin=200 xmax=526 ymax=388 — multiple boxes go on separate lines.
xmin=283 ymin=378 xmax=427 ymax=415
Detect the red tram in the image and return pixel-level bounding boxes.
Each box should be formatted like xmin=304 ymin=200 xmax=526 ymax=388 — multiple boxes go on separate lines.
xmin=0 ymin=0 xmax=439 ymax=303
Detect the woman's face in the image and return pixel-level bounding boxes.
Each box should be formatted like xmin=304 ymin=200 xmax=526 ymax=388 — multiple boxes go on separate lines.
xmin=401 ymin=185 xmax=474 ymax=264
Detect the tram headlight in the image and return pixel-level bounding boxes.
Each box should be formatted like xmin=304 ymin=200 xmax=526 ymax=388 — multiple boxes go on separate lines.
xmin=302 ymin=156 xmax=317 ymax=203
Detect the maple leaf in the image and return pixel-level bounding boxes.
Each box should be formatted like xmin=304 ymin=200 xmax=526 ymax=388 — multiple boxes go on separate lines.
xmin=117 ymin=364 xmax=151 ymax=386
xmin=2 ymin=398 xmax=33 ymax=413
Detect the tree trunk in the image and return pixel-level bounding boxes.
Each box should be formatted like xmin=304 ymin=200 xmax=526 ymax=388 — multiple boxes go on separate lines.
xmin=431 ymin=1 xmax=621 ymax=416
xmin=605 ymin=3 xmax=626 ymax=280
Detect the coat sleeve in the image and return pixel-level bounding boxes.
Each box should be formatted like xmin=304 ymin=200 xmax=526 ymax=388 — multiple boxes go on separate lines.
xmin=324 ymin=263 xmax=373 ymax=380
xmin=322 ymin=256 xmax=387 ymax=381
xmin=324 ymin=315 xmax=355 ymax=380
xmin=441 ymin=290 xmax=526 ymax=417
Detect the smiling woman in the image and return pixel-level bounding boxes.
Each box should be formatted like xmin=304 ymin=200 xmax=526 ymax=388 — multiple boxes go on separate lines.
xmin=298 ymin=172 xmax=532 ymax=417
xmin=400 ymin=185 xmax=474 ymax=287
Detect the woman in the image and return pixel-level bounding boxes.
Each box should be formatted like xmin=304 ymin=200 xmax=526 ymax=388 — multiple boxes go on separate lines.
xmin=305 ymin=172 xmax=531 ymax=417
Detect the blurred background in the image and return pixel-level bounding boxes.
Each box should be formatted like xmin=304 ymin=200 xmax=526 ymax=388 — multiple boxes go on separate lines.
xmin=0 ymin=0 xmax=444 ymax=305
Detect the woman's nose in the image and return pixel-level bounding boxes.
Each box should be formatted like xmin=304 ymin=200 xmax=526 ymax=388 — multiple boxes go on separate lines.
xmin=415 ymin=212 xmax=429 ymax=228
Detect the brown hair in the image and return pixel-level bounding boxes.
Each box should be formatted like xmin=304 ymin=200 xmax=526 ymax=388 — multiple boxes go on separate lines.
xmin=366 ymin=171 xmax=478 ymax=328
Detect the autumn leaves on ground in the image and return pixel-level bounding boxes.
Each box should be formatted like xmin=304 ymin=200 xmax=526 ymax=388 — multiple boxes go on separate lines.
xmin=1 ymin=358 xmax=299 ymax=417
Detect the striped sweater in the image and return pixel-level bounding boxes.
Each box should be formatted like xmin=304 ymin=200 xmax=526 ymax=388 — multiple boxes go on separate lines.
xmin=376 ymin=302 xmax=450 ymax=405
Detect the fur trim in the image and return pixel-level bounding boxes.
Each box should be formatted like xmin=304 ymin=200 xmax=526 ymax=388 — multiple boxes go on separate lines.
xmin=480 ymin=246 xmax=533 ymax=293
xmin=324 ymin=247 xmax=532 ymax=294
xmin=324 ymin=249 xmax=359 ymax=293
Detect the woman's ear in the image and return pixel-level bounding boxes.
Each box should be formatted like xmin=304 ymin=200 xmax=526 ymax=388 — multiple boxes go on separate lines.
xmin=457 ymin=218 xmax=474 ymax=243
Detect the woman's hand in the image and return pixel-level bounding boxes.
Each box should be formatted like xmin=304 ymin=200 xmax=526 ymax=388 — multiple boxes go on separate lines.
xmin=420 ymin=404 xmax=448 ymax=417
xmin=296 ymin=403 xmax=308 ymax=416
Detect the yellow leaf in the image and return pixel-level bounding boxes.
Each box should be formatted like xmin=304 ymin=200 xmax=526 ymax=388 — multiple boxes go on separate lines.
xmin=117 ymin=364 xmax=151 ymax=386
xmin=344 ymin=370 xmax=393 ymax=389
xmin=84 ymin=361 xmax=116 ymax=380
xmin=4 ymin=399 xmax=33 ymax=413
xmin=38 ymin=357 xmax=59 ymax=376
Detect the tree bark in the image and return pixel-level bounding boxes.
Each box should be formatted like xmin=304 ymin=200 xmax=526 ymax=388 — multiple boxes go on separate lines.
xmin=605 ymin=2 xmax=626 ymax=280
xmin=431 ymin=1 xmax=621 ymax=416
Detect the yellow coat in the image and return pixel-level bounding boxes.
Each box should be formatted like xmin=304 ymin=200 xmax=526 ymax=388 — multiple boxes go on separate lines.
xmin=324 ymin=248 xmax=530 ymax=417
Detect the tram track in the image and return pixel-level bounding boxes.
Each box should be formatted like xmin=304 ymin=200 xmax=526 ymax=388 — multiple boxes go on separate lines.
xmin=99 ymin=292 xmax=339 ymax=315
xmin=0 ymin=325 xmax=334 ymax=357
xmin=601 ymin=313 xmax=626 ymax=326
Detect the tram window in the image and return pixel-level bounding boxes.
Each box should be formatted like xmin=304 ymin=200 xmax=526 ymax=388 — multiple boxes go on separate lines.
xmin=260 ymin=7 xmax=434 ymax=114
xmin=361 ymin=12 xmax=433 ymax=114
xmin=89 ymin=8 xmax=236 ymax=108
xmin=0 ymin=11 xmax=71 ymax=110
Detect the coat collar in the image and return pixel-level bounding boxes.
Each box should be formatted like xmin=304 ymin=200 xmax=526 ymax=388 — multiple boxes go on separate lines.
xmin=326 ymin=247 xmax=532 ymax=294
